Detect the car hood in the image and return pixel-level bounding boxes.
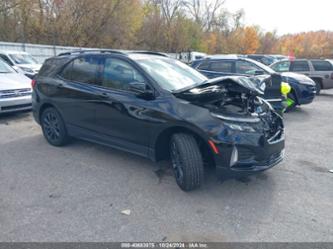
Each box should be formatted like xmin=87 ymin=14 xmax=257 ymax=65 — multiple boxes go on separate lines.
xmin=175 ymin=76 xmax=266 ymax=96
xmin=281 ymin=72 xmax=314 ymax=83
xmin=0 ymin=73 xmax=31 ymax=90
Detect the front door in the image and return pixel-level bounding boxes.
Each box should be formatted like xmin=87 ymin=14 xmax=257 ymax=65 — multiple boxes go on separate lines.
xmin=93 ymin=57 xmax=157 ymax=156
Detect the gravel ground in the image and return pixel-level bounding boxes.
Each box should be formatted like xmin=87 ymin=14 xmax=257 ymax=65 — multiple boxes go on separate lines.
xmin=0 ymin=90 xmax=332 ymax=242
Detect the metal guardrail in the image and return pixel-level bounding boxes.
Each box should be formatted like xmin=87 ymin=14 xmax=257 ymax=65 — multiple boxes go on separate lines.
xmin=0 ymin=41 xmax=98 ymax=63
xmin=0 ymin=41 xmax=199 ymax=64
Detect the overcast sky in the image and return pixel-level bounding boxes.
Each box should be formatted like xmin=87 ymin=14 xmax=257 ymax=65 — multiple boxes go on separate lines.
xmin=224 ymin=0 xmax=332 ymax=35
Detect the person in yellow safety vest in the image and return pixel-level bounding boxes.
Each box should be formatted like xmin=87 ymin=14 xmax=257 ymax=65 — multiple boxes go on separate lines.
xmin=281 ymin=82 xmax=292 ymax=112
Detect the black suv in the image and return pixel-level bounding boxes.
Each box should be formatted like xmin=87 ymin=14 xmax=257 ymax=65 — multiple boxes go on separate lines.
xmin=32 ymin=50 xmax=285 ymax=191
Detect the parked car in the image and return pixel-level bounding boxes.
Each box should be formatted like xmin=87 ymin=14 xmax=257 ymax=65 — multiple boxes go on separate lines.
xmin=246 ymin=54 xmax=278 ymax=66
xmin=0 ymin=50 xmax=42 ymax=79
xmin=270 ymin=54 xmax=289 ymax=61
xmin=270 ymin=59 xmax=333 ymax=94
xmin=0 ymin=58 xmax=32 ymax=114
xmin=192 ymin=55 xmax=316 ymax=111
xmin=32 ymin=50 xmax=285 ymax=191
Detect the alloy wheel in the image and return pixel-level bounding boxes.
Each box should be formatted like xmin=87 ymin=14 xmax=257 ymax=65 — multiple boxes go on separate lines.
xmin=170 ymin=141 xmax=184 ymax=184
xmin=43 ymin=111 xmax=61 ymax=142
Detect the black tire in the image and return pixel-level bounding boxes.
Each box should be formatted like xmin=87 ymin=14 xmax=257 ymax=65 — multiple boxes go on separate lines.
xmin=170 ymin=133 xmax=204 ymax=191
xmin=41 ymin=107 xmax=69 ymax=146
xmin=314 ymin=80 xmax=321 ymax=95
xmin=285 ymin=92 xmax=297 ymax=112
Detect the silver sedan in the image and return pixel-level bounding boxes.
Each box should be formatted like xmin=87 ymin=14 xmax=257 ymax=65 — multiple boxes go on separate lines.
xmin=0 ymin=59 xmax=32 ymax=114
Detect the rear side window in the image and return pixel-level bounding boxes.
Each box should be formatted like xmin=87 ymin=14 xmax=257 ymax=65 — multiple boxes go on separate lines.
xmin=261 ymin=57 xmax=274 ymax=65
xmin=236 ymin=60 xmax=261 ymax=75
xmin=271 ymin=61 xmax=291 ymax=72
xmin=39 ymin=58 xmax=68 ymax=77
xmin=311 ymin=60 xmax=333 ymax=71
xmin=291 ymin=61 xmax=310 ymax=72
xmin=60 ymin=56 xmax=101 ymax=84
xmin=209 ymin=61 xmax=233 ymax=73
xmin=60 ymin=61 xmax=73 ymax=79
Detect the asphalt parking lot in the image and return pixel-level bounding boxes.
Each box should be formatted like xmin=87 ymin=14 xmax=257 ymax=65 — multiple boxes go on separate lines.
xmin=0 ymin=91 xmax=333 ymax=242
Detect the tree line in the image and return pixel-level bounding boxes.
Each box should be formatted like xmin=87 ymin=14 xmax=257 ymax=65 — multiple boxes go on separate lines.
xmin=0 ymin=0 xmax=332 ymax=58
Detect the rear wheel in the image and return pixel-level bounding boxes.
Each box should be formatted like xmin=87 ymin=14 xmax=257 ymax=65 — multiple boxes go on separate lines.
xmin=41 ymin=107 xmax=69 ymax=146
xmin=285 ymin=92 xmax=297 ymax=112
xmin=170 ymin=133 xmax=204 ymax=191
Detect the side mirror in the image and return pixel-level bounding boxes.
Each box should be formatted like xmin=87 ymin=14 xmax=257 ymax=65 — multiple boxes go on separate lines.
xmin=129 ymin=81 xmax=155 ymax=100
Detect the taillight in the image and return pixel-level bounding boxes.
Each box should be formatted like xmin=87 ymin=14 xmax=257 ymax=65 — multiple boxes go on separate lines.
xmin=31 ymin=79 xmax=37 ymax=88
xmin=331 ymin=73 xmax=333 ymax=80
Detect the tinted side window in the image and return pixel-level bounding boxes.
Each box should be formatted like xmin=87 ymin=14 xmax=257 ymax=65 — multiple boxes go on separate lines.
xmin=236 ymin=60 xmax=261 ymax=75
xmin=291 ymin=61 xmax=310 ymax=72
xmin=102 ymin=58 xmax=145 ymax=91
xmin=261 ymin=57 xmax=274 ymax=65
xmin=209 ymin=61 xmax=233 ymax=73
xmin=60 ymin=56 xmax=100 ymax=84
xmin=40 ymin=58 xmax=68 ymax=77
xmin=71 ymin=57 xmax=100 ymax=84
xmin=311 ymin=60 xmax=333 ymax=71
xmin=60 ymin=61 xmax=73 ymax=80
xmin=271 ymin=61 xmax=291 ymax=72
xmin=197 ymin=61 xmax=210 ymax=70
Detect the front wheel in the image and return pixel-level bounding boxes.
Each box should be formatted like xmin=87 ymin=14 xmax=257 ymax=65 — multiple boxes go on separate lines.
xmin=170 ymin=133 xmax=204 ymax=191
xmin=41 ymin=107 xmax=69 ymax=146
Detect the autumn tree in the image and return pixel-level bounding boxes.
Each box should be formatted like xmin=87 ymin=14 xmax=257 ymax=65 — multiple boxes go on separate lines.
xmin=0 ymin=0 xmax=332 ymax=58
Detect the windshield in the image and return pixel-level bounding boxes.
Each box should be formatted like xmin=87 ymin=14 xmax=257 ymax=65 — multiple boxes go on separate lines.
xmin=0 ymin=58 xmax=15 ymax=73
xmin=135 ymin=56 xmax=207 ymax=91
xmin=9 ymin=53 xmax=38 ymax=65
xmin=249 ymin=58 xmax=276 ymax=74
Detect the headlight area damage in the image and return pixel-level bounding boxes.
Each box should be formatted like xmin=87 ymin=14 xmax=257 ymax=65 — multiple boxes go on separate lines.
xmin=174 ymin=76 xmax=285 ymax=177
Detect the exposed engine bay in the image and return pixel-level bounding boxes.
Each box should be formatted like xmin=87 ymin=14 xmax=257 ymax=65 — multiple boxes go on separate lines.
xmin=175 ymin=76 xmax=284 ymax=140
xmin=175 ymin=77 xmax=269 ymax=117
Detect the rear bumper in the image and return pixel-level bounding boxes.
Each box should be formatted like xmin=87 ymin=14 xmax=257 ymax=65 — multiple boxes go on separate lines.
xmin=0 ymin=96 xmax=32 ymax=114
xmin=212 ymin=131 xmax=285 ymax=178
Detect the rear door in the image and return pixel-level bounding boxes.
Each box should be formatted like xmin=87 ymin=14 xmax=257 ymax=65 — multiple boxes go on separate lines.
xmin=310 ymin=60 xmax=333 ymax=88
xmin=290 ymin=60 xmax=311 ymax=76
xmin=54 ymin=55 xmax=103 ymax=131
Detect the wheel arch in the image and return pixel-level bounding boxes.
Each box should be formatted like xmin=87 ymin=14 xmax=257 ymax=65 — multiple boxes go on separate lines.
xmin=153 ymin=126 xmax=216 ymax=167
xmin=311 ymin=77 xmax=323 ymax=88
xmin=39 ymin=103 xmax=56 ymax=122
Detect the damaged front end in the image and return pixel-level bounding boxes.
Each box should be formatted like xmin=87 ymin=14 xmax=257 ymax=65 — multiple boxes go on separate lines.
xmin=174 ymin=76 xmax=285 ymax=176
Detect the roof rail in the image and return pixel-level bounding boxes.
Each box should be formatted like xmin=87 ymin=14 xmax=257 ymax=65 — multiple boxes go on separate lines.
xmin=127 ymin=51 xmax=169 ymax=57
xmin=57 ymin=49 xmax=126 ymax=57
